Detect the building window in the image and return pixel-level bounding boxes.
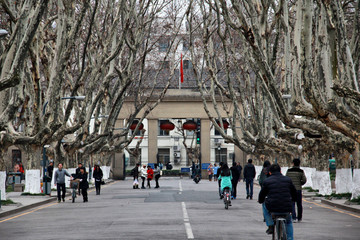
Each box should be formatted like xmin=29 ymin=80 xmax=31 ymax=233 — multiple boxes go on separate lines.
xmin=183 ymin=39 xmax=189 ymax=51
xmin=158 ymin=148 xmax=170 ymax=165
xmin=215 ymin=148 xmax=227 ymax=163
xmin=215 ymin=129 xmax=227 ymax=135
xmin=159 ymin=61 xmax=169 ymax=69
xmin=158 ymin=120 xmax=170 ymax=136
xmin=183 ymin=60 xmax=192 ymax=70
xmin=159 ymin=38 xmax=170 ymax=52
xmin=127 ymin=148 xmax=142 ymax=166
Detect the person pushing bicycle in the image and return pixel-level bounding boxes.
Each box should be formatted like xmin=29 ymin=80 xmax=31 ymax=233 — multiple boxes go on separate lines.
xmin=258 ymin=163 xmax=297 ymax=239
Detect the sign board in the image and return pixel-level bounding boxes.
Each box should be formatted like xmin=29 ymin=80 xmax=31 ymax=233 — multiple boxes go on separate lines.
xmin=181 ymin=167 xmax=191 ymax=173
xmin=147 ymin=163 xmax=155 ymax=169
xmin=201 ymin=163 xmax=210 ymax=170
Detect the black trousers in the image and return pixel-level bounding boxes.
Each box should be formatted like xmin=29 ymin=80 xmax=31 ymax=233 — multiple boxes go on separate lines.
xmin=95 ymin=180 xmax=101 ymax=194
xmin=155 ymin=175 xmax=160 ymax=187
xmin=147 ymin=178 xmax=151 ymax=188
xmin=141 ymin=177 xmax=146 ymax=187
xmin=56 ymin=183 xmax=66 ymax=201
xmin=81 ymin=188 xmax=88 ymax=201
xmin=231 ymin=179 xmax=238 ymax=198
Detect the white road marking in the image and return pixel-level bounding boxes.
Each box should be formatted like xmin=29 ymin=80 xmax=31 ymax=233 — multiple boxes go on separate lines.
xmin=181 ymin=202 xmax=194 ymax=239
xmin=179 ymin=181 xmax=183 ymax=194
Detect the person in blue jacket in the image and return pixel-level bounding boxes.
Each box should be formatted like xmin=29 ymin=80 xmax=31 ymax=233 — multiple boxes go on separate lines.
xmin=218 ymin=164 xmax=232 ymax=202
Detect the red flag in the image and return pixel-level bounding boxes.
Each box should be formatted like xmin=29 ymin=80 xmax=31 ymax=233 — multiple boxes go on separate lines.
xmin=180 ymin=54 xmax=184 ymax=83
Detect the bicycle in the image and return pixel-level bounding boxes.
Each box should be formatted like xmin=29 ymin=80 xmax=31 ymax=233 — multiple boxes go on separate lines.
xmin=70 ymin=179 xmax=80 ymax=203
xmin=271 ymin=213 xmax=288 ymax=240
xmin=223 ymin=187 xmax=231 ymax=209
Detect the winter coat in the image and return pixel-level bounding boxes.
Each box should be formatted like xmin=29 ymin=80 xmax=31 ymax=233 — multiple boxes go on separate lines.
xmin=153 ymin=167 xmax=160 ymax=176
xmin=54 ymin=169 xmax=71 ymax=185
xmin=140 ymin=167 xmax=148 ymax=178
xmin=230 ymin=166 xmax=240 ymax=182
xmin=259 ymin=167 xmax=270 ymax=188
xmin=218 ymin=172 xmax=232 ymax=191
xmin=93 ymin=169 xmax=103 ymax=181
xmin=258 ymin=172 xmax=297 ymax=213
xmin=244 ymin=163 xmax=256 ymax=179
xmin=286 ymin=166 xmax=307 ymax=191
xmin=77 ymin=172 xmax=89 ymax=190
xmin=147 ymin=168 xmax=154 ymax=180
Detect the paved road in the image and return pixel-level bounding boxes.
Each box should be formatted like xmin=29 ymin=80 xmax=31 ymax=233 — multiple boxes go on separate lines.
xmin=0 ymin=178 xmax=360 ymax=240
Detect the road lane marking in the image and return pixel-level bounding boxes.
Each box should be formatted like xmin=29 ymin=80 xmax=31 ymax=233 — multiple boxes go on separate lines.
xmin=181 ymin=202 xmax=194 ymax=239
xmin=0 ymin=202 xmax=59 ymax=223
xmin=303 ymin=199 xmax=360 ymax=219
xmin=179 ymin=181 xmax=182 ymax=195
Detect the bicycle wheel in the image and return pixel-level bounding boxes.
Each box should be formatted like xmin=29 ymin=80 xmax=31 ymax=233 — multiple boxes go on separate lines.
xmin=280 ymin=220 xmax=287 ymax=240
xmin=225 ymin=201 xmax=228 ymax=209
xmin=72 ymin=189 xmax=75 ymax=203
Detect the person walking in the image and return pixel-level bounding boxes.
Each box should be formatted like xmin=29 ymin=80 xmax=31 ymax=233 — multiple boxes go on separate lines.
xmin=154 ymin=164 xmax=161 ymax=188
xmin=140 ymin=165 xmax=147 ymax=189
xmin=131 ymin=163 xmax=140 ymax=189
xmin=93 ymin=164 xmax=103 ymax=195
xmin=244 ymin=159 xmax=256 ymax=200
xmin=147 ymin=165 xmax=154 ymax=188
xmin=230 ymin=162 xmax=240 ymax=199
xmin=207 ymin=164 xmax=213 ymax=181
xmin=258 ymin=163 xmax=296 ymax=239
xmin=75 ymin=163 xmax=83 ymax=195
xmin=54 ymin=163 xmax=71 ymax=203
xmin=47 ymin=160 xmax=54 ymax=180
xmin=286 ymin=158 xmax=307 ymax=222
xmin=77 ymin=167 xmax=89 ymax=202
xmin=236 ymin=162 xmax=243 ymax=182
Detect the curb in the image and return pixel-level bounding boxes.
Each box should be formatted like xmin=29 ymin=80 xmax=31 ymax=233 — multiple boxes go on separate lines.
xmin=321 ymin=199 xmax=360 ymax=214
xmin=0 ymin=180 xmax=115 ymax=219
xmin=0 ymin=196 xmax=57 ymax=219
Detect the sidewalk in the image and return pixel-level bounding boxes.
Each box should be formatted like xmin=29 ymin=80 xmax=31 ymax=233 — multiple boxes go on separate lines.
xmin=0 ymin=179 xmax=114 ymax=218
xmin=302 ymin=189 xmax=360 ymax=214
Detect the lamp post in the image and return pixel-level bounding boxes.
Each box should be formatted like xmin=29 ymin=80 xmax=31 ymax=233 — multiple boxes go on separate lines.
xmin=42 ymin=96 xmax=85 ymax=195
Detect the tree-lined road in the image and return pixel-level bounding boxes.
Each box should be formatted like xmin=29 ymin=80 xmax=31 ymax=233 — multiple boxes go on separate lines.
xmin=1 ymin=178 xmax=359 ymax=240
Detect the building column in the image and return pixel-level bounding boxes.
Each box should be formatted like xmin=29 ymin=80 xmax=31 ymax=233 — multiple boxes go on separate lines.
xmin=147 ymin=119 xmax=158 ymax=164
xmin=201 ymin=119 xmax=211 ymax=177
xmin=113 ymin=119 xmax=125 ymax=180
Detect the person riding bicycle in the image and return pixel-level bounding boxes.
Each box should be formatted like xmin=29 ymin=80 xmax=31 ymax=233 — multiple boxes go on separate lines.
xmin=218 ymin=164 xmax=232 ymax=203
xmin=258 ymin=163 xmax=296 ymax=239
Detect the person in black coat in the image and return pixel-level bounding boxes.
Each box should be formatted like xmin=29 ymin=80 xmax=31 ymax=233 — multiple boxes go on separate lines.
xmin=243 ymin=159 xmax=256 ymax=199
xmin=77 ymin=167 xmax=89 ymax=202
xmin=258 ymin=164 xmax=296 ymax=238
xmin=230 ymin=162 xmax=240 ymax=199
xmin=93 ymin=164 xmax=103 ymax=195
xmin=75 ymin=163 xmax=83 ymax=195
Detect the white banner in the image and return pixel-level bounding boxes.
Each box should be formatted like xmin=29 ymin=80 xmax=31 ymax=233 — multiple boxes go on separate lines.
xmin=24 ymin=170 xmax=41 ymax=194
xmin=335 ymin=169 xmax=352 ymax=194
xmin=313 ymin=171 xmax=332 ymax=195
xmin=0 ymin=171 xmax=6 ymax=200
xmin=351 ymin=169 xmax=360 ymax=199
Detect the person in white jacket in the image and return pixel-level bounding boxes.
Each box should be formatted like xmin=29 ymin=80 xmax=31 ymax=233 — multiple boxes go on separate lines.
xmin=140 ymin=165 xmax=148 ymax=189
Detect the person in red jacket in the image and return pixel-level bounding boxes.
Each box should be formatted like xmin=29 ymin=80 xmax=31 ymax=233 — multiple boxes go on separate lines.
xmin=147 ymin=165 xmax=154 ymax=188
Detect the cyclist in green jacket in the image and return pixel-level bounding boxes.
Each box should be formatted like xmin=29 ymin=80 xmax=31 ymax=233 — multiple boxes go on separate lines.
xmin=218 ymin=164 xmax=232 ymax=200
